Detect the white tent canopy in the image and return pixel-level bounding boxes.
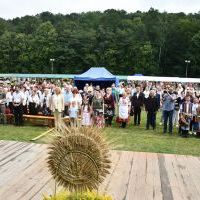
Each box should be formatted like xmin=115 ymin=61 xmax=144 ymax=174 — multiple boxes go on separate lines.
xmin=127 ymin=76 xmax=200 ymax=83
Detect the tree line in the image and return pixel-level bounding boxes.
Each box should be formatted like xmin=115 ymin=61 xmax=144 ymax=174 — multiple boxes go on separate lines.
xmin=0 ymin=8 xmax=200 ymax=77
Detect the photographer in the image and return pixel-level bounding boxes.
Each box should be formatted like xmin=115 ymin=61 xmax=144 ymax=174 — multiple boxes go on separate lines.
xmin=162 ymin=87 xmax=176 ymax=134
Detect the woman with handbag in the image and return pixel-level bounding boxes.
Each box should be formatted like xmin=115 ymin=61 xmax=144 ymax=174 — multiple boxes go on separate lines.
xmin=104 ymin=88 xmax=115 ymax=127
xmin=92 ymin=90 xmax=104 ymax=127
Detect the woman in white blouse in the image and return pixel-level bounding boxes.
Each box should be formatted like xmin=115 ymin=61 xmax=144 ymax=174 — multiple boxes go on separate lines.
xmin=118 ymin=92 xmax=131 ymax=128
xmin=28 ymin=90 xmax=40 ymax=115
xmin=51 ymin=87 xmax=64 ymax=129
xmin=6 ymin=88 xmax=14 ymax=113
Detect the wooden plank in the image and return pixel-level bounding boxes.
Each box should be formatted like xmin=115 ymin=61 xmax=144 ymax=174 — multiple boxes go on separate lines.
xmin=30 ymin=178 xmax=57 ymax=200
xmin=144 ymin=153 xmax=162 ymax=200
xmin=5 ymin=114 xmax=54 ymax=120
xmin=0 ymin=141 xmax=199 ymax=200
xmin=23 ymin=115 xmax=54 ymax=119
xmin=126 ymin=152 xmax=150 ymax=200
xmin=0 ymin=140 xmax=10 ymax=147
xmin=99 ymin=150 xmax=121 ymax=193
xmin=106 ymin=151 xmax=133 ymax=200
xmin=0 ymin=143 xmax=44 ymax=173
xmin=0 ymin=142 xmax=35 ymax=168
xmin=0 ymin=142 xmax=29 ymax=164
xmin=0 ymin=141 xmax=20 ymax=152
xmin=0 ymin=144 xmax=46 ymax=187
xmin=0 ymin=148 xmax=49 ymax=198
xmin=163 ymin=154 xmax=187 ymax=200
xmin=185 ymin=155 xmax=200 ymax=194
xmin=16 ymin=169 xmax=52 ymax=200
xmin=0 ymin=141 xmax=26 ymax=155
xmin=152 ymin=154 xmax=163 ymax=200
xmin=175 ymin=155 xmax=200 ymax=200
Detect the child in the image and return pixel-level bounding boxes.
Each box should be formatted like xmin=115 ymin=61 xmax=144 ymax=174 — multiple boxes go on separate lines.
xmin=69 ymin=101 xmax=78 ymax=127
xmin=179 ymin=113 xmax=190 ymax=137
xmin=96 ymin=110 xmax=105 ymax=128
xmin=193 ymin=106 xmax=200 ymax=137
xmin=81 ymin=100 xmax=92 ymax=126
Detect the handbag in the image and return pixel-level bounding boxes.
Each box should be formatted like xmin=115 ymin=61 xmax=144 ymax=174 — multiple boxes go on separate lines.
xmin=130 ymin=107 xmax=134 ymax=116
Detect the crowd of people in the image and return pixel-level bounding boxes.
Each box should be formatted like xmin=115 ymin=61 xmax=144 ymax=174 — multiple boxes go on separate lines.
xmin=0 ymin=79 xmax=199 ymax=137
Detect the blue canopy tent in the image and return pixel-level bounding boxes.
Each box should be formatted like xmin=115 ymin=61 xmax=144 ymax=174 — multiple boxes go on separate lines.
xmin=133 ymin=74 xmax=144 ymax=76
xmin=74 ymin=67 xmax=119 ymax=89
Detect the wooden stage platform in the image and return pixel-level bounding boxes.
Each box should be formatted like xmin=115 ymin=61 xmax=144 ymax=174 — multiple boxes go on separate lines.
xmin=0 ymin=140 xmax=200 ymax=200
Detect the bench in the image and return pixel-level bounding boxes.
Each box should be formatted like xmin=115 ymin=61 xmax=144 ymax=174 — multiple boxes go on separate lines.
xmin=5 ymin=114 xmax=56 ymax=127
xmin=5 ymin=114 xmax=82 ymax=127
xmin=23 ymin=115 xmax=55 ymax=127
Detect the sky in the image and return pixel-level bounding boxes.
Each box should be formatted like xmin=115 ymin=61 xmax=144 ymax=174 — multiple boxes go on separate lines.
xmin=0 ymin=0 xmax=200 ymax=19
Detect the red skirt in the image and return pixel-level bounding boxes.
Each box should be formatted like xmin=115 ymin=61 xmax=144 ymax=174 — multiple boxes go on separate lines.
xmin=116 ymin=116 xmax=129 ymax=123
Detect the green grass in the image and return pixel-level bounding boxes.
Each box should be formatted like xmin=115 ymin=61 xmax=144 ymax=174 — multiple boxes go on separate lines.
xmin=102 ymin=112 xmax=200 ymax=156
xmin=0 ymin=125 xmax=48 ymax=142
xmin=104 ymin=125 xmax=200 ymax=156
xmin=0 ymin=112 xmax=199 ymax=156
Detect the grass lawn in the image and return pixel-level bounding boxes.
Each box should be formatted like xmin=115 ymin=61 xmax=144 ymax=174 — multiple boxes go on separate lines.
xmin=0 ymin=112 xmax=199 ymax=156
xmin=0 ymin=125 xmax=48 ymax=142
xmin=104 ymin=124 xmax=200 ymax=156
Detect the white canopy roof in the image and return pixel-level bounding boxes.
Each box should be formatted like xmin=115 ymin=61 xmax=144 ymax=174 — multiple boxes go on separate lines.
xmin=127 ymin=76 xmax=200 ymax=83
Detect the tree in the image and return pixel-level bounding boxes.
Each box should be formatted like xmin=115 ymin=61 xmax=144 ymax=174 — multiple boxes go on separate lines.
xmin=28 ymin=21 xmax=57 ymax=73
xmin=0 ymin=10 xmax=200 ymax=77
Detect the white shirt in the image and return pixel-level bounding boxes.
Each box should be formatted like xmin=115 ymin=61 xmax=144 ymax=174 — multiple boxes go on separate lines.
xmin=54 ymin=94 xmax=61 ymax=110
xmin=40 ymin=93 xmax=51 ymax=108
xmin=118 ymin=97 xmax=130 ymax=119
xmin=192 ymin=103 xmax=199 ymax=115
xmin=6 ymin=92 xmax=13 ymax=104
xmin=28 ymin=94 xmax=40 ymax=105
xmin=51 ymin=94 xmax=64 ymax=112
xmin=22 ymin=90 xmax=29 ymax=106
xmin=13 ymin=91 xmax=23 ymax=104
xmin=143 ymin=90 xmax=149 ymax=98
xmin=70 ymin=94 xmax=82 ymax=109
xmin=186 ymin=103 xmax=189 ymax=114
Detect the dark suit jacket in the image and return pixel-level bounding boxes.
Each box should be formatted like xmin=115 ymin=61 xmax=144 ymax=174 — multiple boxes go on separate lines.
xmin=145 ymin=96 xmax=159 ymax=113
xmin=131 ymin=92 xmax=144 ymax=109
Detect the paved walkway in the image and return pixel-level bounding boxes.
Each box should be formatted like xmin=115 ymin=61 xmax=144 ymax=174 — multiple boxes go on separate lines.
xmin=0 ymin=140 xmax=200 ymax=200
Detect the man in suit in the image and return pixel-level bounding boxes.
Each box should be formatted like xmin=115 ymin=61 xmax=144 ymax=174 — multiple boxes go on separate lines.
xmin=145 ymin=89 xmax=160 ymax=130
xmin=13 ymin=86 xmax=24 ymax=126
xmin=131 ymin=85 xmax=144 ymax=125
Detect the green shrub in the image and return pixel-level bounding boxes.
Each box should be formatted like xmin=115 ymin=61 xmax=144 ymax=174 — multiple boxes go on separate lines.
xmin=43 ymin=190 xmax=113 ymax=200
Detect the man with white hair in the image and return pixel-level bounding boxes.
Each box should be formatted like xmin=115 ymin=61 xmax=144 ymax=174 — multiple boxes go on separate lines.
xmin=145 ymin=89 xmax=159 ymax=130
